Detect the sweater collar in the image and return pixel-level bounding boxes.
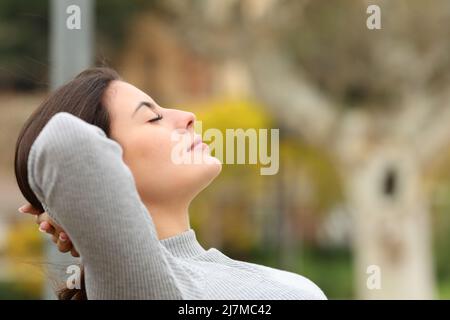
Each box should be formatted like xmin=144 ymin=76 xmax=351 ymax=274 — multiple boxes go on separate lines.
xmin=159 ymin=228 xmax=207 ymax=258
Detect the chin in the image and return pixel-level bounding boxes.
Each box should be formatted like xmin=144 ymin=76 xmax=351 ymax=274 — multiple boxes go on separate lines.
xmin=199 ymin=155 xmax=222 ymax=183
xmin=186 ymin=155 xmax=222 ymax=193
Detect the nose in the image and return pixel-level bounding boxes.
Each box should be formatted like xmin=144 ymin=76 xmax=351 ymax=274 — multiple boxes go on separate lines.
xmin=170 ymin=108 xmax=197 ymax=133
xmin=182 ymin=111 xmax=196 ymax=132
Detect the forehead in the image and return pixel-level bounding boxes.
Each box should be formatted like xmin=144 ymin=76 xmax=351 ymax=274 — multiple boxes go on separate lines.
xmin=104 ymin=80 xmax=155 ymax=117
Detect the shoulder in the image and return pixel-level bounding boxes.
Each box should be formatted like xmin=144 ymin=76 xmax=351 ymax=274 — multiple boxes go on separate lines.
xmin=233 ymin=257 xmax=327 ymax=300
xmin=262 ymin=265 xmax=327 ymax=299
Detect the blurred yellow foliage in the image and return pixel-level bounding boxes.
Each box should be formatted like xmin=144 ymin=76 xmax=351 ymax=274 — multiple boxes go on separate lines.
xmin=4 ymin=219 xmax=44 ymax=298
xmin=191 ymin=97 xmax=273 ymax=131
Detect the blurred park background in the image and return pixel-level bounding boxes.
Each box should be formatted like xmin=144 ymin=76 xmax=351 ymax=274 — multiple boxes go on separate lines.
xmin=1 ymin=0 xmax=450 ymax=299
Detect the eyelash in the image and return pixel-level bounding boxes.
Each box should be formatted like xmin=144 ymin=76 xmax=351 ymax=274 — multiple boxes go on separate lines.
xmin=148 ymin=114 xmax=163 ymax=123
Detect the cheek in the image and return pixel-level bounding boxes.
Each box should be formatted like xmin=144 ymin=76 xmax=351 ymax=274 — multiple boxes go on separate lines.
xmin=122 ymin=131 xmax=176 ymax=189
xmin=125 ymin=134 xmax=171 ymax=171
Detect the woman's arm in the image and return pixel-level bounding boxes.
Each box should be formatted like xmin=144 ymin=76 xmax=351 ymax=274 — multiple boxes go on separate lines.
xmin=27 ymin=112 xmax=201 ymax=299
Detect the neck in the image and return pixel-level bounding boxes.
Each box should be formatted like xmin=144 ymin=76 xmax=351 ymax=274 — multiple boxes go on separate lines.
xmin=143 ymin=200 xmax=191 ymax=240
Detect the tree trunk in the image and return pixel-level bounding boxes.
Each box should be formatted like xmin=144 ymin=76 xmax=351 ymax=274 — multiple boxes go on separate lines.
xmin=345 ymin=145 xmax=435 ymax=299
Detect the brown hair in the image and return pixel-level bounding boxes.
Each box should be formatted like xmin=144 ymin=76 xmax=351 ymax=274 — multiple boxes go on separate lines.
xmin=14 ymin=67 xmax=120 ymax=300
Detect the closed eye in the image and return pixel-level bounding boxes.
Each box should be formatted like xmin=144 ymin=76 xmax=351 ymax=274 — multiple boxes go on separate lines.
xmin=148 ymin=114 xmax=163 ymax=122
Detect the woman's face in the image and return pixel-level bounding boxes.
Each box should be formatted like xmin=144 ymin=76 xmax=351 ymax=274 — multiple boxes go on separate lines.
xmin=103 ymin=80 xmax=221 ymax=206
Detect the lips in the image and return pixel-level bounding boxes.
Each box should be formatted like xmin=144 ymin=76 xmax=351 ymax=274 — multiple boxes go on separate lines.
xmin=188 ymin=135 xmax=203 ymax=152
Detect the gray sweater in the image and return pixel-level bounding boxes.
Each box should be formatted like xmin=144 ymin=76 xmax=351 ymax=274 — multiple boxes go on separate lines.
xmin=27 ymin=112 xmax=327 ymax=300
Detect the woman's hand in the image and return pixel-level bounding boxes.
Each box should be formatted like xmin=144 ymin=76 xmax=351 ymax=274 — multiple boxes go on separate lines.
xmin=18 ymin=203 xmax=80 ymax=257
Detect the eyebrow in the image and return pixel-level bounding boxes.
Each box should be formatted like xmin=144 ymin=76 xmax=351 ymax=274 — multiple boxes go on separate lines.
xmin=132 ymin=101 xmax=156 ymax=118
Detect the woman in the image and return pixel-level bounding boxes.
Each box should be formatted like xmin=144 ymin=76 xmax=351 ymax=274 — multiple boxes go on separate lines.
xmin=15 ymin=67 xmax=326 ymax=300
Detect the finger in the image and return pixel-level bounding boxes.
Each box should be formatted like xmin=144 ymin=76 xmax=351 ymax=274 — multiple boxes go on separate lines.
xmin=18 ymin=203 xmax=42 ymax=215
xmin=70 ymin=248 xmax=80 ymax=258
xmin=56 ymin=233 xmax=72 ymax=253
xmin=36 ymin=213 xmax=57 ymax=234
xmin=38 ymin=221 xmax=55 ymax=235
xmin=18 ymin=203 xmax=33 ymax=213
xmin=59 ymin=232 xmax=72 ymax=243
